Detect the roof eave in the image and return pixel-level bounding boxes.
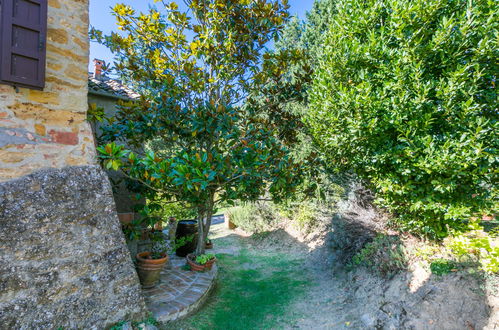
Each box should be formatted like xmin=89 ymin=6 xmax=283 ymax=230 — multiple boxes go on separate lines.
xmin=88 ymin=89 xmax=134 ymax=101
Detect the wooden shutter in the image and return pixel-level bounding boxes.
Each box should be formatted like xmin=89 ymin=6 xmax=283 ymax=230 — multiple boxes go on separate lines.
xmin=0 ymin=0 xmax=48 ymax=90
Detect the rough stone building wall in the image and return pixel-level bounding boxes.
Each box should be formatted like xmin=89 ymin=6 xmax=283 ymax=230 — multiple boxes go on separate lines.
xmin=0 ymin=0 xmax=148 ymax=327
xmin=0 ymin=166 xmax=147 ymax=328
xmin=0 ymin=0 xmax=96 ymax=181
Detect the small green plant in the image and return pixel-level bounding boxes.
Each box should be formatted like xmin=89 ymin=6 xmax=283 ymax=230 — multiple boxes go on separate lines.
xmin=195 ymin=253 xmax=215 ymax=265
xmin=350 ymin=234 xmax=408 ymax=277
xmin=109 ymin=321 xmax=127 ymax=330
xmin=292 ymin=202 xmax=317 ymax=234
xmin=87 ymin=103 xmax=105 ymax=123
xmin=446 ymin=224 xmax=499 ymax=274
xmin=412 ymin=222 xmax=498 ymax=274
xmin=413 ymin=243 xmax=441 ymax=261
xmin=150 ymin=232 xmax=193 ymax=259
xmin=430 ymin=259 xmax=456 ymax=276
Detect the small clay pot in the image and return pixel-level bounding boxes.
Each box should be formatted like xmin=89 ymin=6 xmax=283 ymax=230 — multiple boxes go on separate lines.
xmin=186 ymin=253 xmax=216 ymax=272
xmin=205 ymin=240 xmax=213 ymax=249
xmin=117 ymin=213 xmax=134 ymax=225
xmin=153 ymin=221 xmax=163 ymax=231
xmin=136 ymin=252 xmax=168 ymax=288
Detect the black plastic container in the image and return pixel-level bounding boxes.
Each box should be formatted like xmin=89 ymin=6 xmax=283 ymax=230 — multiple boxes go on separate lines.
xmin=175 ymin=220 xmax=199 ymax=257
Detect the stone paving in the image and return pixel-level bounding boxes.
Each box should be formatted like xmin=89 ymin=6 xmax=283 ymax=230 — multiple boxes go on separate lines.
xmin=142 ymin=255 xmax=217 ymax=323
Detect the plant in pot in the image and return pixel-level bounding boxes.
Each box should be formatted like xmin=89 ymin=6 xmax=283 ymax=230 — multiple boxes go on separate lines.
xmin=186 ymin=253 xmax=216 ymax=272
xmin=136 ymin=230 xmax=192 ymax=288
xmin=135 ymin=232 xmax=169 ymax=288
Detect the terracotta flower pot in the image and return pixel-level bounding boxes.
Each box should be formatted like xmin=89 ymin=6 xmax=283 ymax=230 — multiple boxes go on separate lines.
xmin=118 ymin=212 xmax=134 ymax=225
xmin=136 ymin=252 xmax=168 ymax=288
xmin=204 ymin=257 xmax=216 ymax=270
xmin=205 ymin=240 xmax=213 ymax=249
xmin=186 ymin=253 xmax=216 ymax=272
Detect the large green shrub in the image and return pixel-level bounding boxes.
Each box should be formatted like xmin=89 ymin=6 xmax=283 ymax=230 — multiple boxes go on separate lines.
xmin=227 ymin=203 xmax=278 ymax=234
xmin=308 ymin=0 xmax=498 ymax=238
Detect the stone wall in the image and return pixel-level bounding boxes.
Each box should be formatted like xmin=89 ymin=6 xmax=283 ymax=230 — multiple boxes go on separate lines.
xmin=0 ymin=0 xmax=95 ymax=181
xmin=0 ymin=166 xmax=147 ymax=328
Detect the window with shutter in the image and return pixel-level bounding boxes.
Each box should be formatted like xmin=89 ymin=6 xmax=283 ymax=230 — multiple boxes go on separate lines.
xmin=0 ymin=0 xmax=48 ymax=90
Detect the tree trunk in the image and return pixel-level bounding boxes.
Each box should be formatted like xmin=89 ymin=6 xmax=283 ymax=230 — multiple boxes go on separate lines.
xmin=196 ymin=208 xmax=205 ymax=255
xmin=195 ymin=192 xmax=216 ymax=255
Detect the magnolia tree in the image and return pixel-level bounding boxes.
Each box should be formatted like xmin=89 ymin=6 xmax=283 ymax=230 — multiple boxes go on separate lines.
xmin=91 ymin=0 xmax=304 ymax=254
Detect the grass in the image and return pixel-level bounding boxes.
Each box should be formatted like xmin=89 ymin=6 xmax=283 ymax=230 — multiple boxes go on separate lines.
xmin=430 ymin=259 xmax=457 ymax=276
xmin=167 ymin=247 xmax=310 ymax=330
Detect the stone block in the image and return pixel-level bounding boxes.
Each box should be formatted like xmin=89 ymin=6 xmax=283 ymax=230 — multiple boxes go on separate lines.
xmin=48 ymin=130 xmax=79 ymax=145
xmin=34 ymin=124 xmax=46 ymax=136
xmin=27 ymin=90 xmax=60 ymax=105
xmin=47 ymin=28 xmax=69 ymax=44
xmin=48 ymin=0 xmax=62 ymax=9
xmin=0 ymin=166 xmax=148 ymax=328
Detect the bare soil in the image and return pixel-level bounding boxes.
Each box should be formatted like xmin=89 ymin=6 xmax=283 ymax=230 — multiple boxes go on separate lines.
xmin=169 ymin=192 xmax=498 ymax=330
xmin=208 ymin=207 xmax=499 ymax=330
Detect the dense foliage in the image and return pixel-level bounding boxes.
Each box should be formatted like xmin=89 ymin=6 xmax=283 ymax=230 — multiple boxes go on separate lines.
xmin=276 ymin=0 xmax=336 ymax=63
xmin=263 ymin=0 xmax=347 ymax=209
xmin=447 ymin=223 xmax=499 ymax=273
xmin=226 ymin=202 xmax=278 ymax=233
xmin=92 ymin=0 xmax=304 ymax=253
xmin=308 ymin=0 xmax=498 ymax=238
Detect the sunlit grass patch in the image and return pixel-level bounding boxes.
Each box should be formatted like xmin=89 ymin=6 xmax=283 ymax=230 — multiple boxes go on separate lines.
xmin=168 ymin=249 xmax=310 ymax=330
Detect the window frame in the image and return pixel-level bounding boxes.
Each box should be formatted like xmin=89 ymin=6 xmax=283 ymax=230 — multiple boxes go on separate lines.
xmin=0 ymin=0 xmax=48 ymax=90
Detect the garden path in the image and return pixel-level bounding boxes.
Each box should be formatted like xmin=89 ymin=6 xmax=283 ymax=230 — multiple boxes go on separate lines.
xmin=144 ymin=255 xmax=217 ymax=323
xmin=166 ymin=221 xmax=360 ymax=329
xmin=166 ymin=219 xmax=498 ymax=329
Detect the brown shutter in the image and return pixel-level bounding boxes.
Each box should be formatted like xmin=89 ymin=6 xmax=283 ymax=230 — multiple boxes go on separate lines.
xmin=0 ymin=0 xmax=48 ymax=90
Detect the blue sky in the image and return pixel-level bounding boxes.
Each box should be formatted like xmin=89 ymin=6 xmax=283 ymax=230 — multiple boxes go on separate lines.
xmin=88 ymin=0 xmax=314 ymax=72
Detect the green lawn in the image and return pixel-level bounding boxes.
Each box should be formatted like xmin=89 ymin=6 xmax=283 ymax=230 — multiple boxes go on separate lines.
xmin=168 ymin=243 xmax=310 ymax=329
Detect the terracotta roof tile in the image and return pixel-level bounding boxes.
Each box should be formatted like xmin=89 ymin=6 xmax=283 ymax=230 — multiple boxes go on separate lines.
xmin=88 ymin=74 xmax=140 ymax=99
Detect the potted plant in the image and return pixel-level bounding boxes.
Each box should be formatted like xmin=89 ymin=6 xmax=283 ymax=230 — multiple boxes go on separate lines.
xmin=205 ymin=238 xmax=213 ymax=250
xmin=136 ymin=230 xmax=194 ymax=288
xmin=186 ymin=253 xmax=216 ymax=272
xmin=135 ymin=232 xmax=169 ymax=288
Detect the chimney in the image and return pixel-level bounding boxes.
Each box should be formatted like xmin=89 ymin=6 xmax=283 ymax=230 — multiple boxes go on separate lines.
xmin=93 ymin=59 xmax=105 ymax=79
